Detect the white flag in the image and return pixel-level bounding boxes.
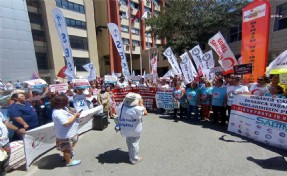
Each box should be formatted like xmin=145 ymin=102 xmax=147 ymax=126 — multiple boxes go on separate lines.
xmin=208 ymin=32 xmax=238 ymax=72
xmin=52 ymin=8 xmax=76 ymax=81
xmin=189 ymin=45 xmax=204 ymax=69
xmin=83 ymin=63 xmax=97 ymax=81
xmin=179 ymin=52 xmax=197 ymax=83
xmin=150 ymin=55 xmax=158 ymax=83
xmin=107 ymin=23 xmax=130 ymax=80
xmin=266 ymin=50 xmax=287 ymax=76
xmin=142 ymin=11 xmax=148 ymax=19
xmin=163 ymin=47 xmax=182 ymax=75
xmin=201 ymin=50 xmax=215 ymax=71
xmin=203 ymin=70 xmax=215 ymax=82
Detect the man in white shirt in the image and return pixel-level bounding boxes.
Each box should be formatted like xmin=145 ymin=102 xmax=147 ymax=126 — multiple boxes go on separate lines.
xmin=116 ymin=75 xmax=128 ymax=88
xmin=137 ymin=78 xmax=148 ymax=87
xmin=249 ymin=76 xmax=269 ymax=96
xmin=157 ymin=79 xmax=170 ymax=90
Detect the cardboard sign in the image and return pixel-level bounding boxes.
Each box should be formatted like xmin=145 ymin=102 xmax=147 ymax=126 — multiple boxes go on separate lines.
xmin=105 ymin=75 xmax=118 ymax=83
xmin=49 ymin=83 xmax=68 ymax=93
xmin=233 ymin=63 xmax=253 ymax=75
xmin=280 ymin=74 xmax=287 ymax=85
xmin=155 ymin=89 xmax=174 ymax=110
xmin=72 ymin=79 xmax=90 ymax=89
xmin=23 ymin=79 xmax=47 ymax=89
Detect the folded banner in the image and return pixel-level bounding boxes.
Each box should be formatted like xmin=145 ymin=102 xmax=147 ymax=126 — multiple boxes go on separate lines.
xmin=179 ymin=52 xmax=197 ymax=83
xmin=107 ymin=23 xmax=130 ymax=79
xmin=52 ymin=8 xmax=75 ymax=80
xmin=228 ymin=95 xmax=287 ymax=150
xmin=72 ymin=79 xmax=90 ymax=89
xmin=83 ymin=63 xmax=97 ymax=81
xmin=266 ymin=50 xmax=287 ymax=75
xmin=208 ymin=32 xmax=238 ymax=73
xmin=23 ymin=79 xmax=47 ymax=89
xmin=163 ymin=47 xmax=182 ymax=75
xmin=49 ymin=83 xmax=68 ymax=93
xmin=150 ymin=54 xmax=158 ymax=83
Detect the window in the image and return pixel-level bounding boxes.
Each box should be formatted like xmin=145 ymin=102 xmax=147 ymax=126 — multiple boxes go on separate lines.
xmin=65 ymin=18 xmax=86 ymax=29
xmin=36 ymin=53 xmax=49 ymax=70
xmin=121 ymin=25 xmax=129 ymax=33
xmin=144 ymin=7 xmax=150 ymax=12
xmin=131 ymin=27 xmax=140 ymax=35
xmin=145 ymin=32 xmax=151 ymax=37
xmin=228 ymin=23 xmax=242 ymax=43
xmin=32 ymin=30 xmax=46 ymax=42
xmin=130 ymin=15 xmax=139 ymax=22
xmin=132 ymin=40 xmax=140 ymax=47
xmin=146 ymin=42 xmax=152 ymax=48
xmin=55 ymin=0 xmax=85 ymax=14
xmin=120 ymin=11 xmax=128 ymax=19
xmin=120 ymin=0 xmax=127 ymax=5
xmin=69 ymin=35 xmax=89 ymax=50
xmin=123 ymin=38 xmax=129 ymax=45
xmin=274 ymin=3 xmax=287 ymax=31
xmin=74 ymin=57 xmax=90 ymax=71
xmin=29 ymin=13 xmax=43 ymax=24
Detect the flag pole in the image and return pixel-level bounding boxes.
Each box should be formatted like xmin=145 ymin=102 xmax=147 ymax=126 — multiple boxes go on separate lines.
xmin=128 ymin=0 xmax=133 ymax=75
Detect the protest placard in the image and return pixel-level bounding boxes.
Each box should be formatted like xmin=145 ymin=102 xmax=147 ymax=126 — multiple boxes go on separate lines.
xmin=105 ymin=75 xmax=118 ymax=83
xmin=228 ymin=95 xmax=287 ymax=150
xmin=233 ymin=63 xmax=253 ymax=75
xmin=72 ymin=79 xmax=90 ymax=89
xmin=23 ymin=79 xmax=47 ymax=89
xmin=49 ymin=83 xmax=68 ymax=93
xmin=155 ymin=89 xmax=174 ymax=110
xmin=279 ymin=74 xmax=287 ymax=85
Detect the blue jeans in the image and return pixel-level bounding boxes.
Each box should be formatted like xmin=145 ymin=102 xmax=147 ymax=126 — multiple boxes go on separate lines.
xmin=187 ymin=105 xmax=199 ymax=119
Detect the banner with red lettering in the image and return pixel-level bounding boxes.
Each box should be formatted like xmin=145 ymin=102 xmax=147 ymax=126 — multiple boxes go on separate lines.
xmin=208 ymin=32 xmax=238 ymax=73
xmin=112 ymin=87 xmax=157 ymax=109
xmin=228 ymin=95 xmax=287 ymax=150
xmin=241 ymin=0 xmax=270 ymax=83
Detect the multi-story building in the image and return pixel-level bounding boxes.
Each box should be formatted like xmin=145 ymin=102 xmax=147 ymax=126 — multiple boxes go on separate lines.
xmin=226 ymin=0 xmax=287 ymax=64
xmin=26 ymin=0 xmax=100 ymax=83
xmin=95 ymin=0 xmax=167 ymax=76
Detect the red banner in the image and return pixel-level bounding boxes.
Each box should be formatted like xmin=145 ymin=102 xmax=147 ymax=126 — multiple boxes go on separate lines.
xmin=112 ymin=87 xmax=157 ymax=109
xmin=241 ymin=0 xmax=270 ymax=83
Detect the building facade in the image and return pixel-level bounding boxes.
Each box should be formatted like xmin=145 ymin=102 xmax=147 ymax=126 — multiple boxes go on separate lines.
xmin=26 ymin=0 xmax=100 ymax=83
xmin=95 ymin=0 xmax=167 ymax=76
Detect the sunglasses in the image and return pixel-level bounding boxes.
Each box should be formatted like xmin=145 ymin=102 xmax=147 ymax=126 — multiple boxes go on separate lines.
xmin=257 ymin=79 xmax=264 ymax=81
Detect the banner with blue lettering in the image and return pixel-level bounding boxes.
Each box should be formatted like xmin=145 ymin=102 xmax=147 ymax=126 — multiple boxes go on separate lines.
xmin=155 ymin=89 xmax=174 ymax=110
xmin=228 ymin=95 xmax=287 ymax=150
xmin=52 ymin=8 xmax=76 ymax=81
xmin=163 ymin=47 xmax=182 ymax=75
xmin=107 ymin=23 xmax=130 ymax=80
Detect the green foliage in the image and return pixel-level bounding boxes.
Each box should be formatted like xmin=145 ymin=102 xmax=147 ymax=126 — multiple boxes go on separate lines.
xmin=146 ymin=0 xmax=249 ymax=54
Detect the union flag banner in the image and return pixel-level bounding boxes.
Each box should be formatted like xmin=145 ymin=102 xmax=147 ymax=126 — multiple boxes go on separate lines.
xmin=241 ymin=0 xmax=271 ymax=83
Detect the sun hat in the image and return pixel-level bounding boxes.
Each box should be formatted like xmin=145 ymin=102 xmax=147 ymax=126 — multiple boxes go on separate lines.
xmin=123 ymin=92 xmax=142 ymax=107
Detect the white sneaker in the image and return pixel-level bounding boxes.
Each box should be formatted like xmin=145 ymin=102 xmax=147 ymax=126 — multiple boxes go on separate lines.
xmin=130 ymin=157 xmax=143 ymax=165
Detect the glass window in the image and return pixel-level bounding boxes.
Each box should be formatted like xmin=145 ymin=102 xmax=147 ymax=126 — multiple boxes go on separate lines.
xmin=79 ymin=6 xmax=85 ymax=13
xmin=123 ymin=38 xmax=129 ymax=45
xmin=74 ymin=57 xmax=90 ymax=71
xmin=56 ymin=0 xmax=61 ymax=7
xmin=76 ymin=20 xmax=81 ymax=28
xmin=228 ymin=22 xmax=242 ymax=43
xmin=121 ymin=25 xmax=129 ymax=32
xmin=69 ymin=35 xmax=88 ymax=50
xmin=144 ymin=7 xmax=150 ymax=12
xmin=274 ymin=3 xmax=287 ymax=31
xmin=132 ymin=40 xmax=140 ymax=46
xmin=62 ymin=0 xmax=68 ymax=8
xmin=131 ymin=27 xmax=139 ymax=35
xmin=74 ymin=4 xmax=80 ymax=12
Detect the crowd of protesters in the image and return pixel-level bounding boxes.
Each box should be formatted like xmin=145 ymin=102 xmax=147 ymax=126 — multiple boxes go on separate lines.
xmin=0 ymin=73 xmax=287 ymax=171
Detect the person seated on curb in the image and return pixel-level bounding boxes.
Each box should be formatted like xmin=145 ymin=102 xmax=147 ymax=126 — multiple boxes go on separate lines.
xmin=116 ymin=92 xmax=147 ymax=165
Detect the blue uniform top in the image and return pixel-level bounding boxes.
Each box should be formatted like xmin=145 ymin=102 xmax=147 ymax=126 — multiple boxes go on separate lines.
xmin=212 ymin=86 xmax=227 ymax=106
xmin=200 ymin=87 xmax=213 ymax=105
xmin=8 ymin=102 xmax=39 ymax=129
xmin=185 ymin=88 xmax=199 ymax=106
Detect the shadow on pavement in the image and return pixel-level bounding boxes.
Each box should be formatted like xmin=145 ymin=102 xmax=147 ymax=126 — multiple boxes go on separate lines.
xmin=219 ymin=135 xmax=249 ymax=143
xmin=247 ymin=156 xmax=287 ymax=171
xmin=33 ymin=153 xmax=65 ymax=169
xmin=96 ymin=148 xmax=130 ymax=164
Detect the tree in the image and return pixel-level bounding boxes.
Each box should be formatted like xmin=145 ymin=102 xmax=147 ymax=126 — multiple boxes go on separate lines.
xmin=147 ymin=0 xmax=249 ymax=55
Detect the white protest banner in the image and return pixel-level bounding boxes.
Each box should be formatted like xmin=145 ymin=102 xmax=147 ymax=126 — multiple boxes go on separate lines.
xmin=208 ymin=32 xmax=238 ymax=73
xmin=155 ymin=90 xmax=174 ymax=110
xmin=105 ymin=75 xmax=118 ymax=83
xmin=163 ymin=47 xmax=182 ymax=75
xmin=49 ymin=83 xmax=68 ymax=93
xmin=130 ymin=75 xmax=142 ymax=81
xmin=189 ymin=45 xmax=204 ymax=69
xmin=266 ymin=50 xmax=287 ymax=76
xmin=83 ymin=63 xmax=97 ymax=81
xmin=280 ymin=74 xmax=287 ymax=85
xmin=203 ymin=69 xmax=215 ymax=81
xmin=23 ymin=79 xmax=47 ymax=89
xmin=228 ymin=95 xmax=287 ymax=150
xmin=52 ymin=8 xmax=75 ymax=80
xmin=201 ymin=50 xmax=215 ymax=71
xmin=179 ymin=52 xmax=196 ymax=83
xmin=23 ymin=106 xmax=103 ymax=167
xmin=107 ymin=23 xmax=130 ymax=79
xmin=72 ymin=79 xmax=90 ymax=89
xmin=7 ymin=141 xmax=25 ymax=171
xmin=150 ymin=54 xmax=158 ymax=83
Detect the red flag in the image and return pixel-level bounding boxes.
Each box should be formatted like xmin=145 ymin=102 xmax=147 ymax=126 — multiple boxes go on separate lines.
xmin=57 ymin=66 xmax=67 ymax=78
xmin=131 ymin=10 xmax=140 ymax=24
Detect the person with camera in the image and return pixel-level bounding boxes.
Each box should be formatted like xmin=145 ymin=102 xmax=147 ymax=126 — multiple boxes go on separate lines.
xmin=115 ymin=92 xmax=147 ymax=165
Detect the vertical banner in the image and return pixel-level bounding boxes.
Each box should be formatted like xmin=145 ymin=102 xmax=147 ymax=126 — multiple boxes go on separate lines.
xmin=107 ymin=23 xmax=131 ymax=79
xmin=241 ymin=0 xmax=270 ymax=83
xmin=189 ymin=45 xmax=204 ymax=73
xmin=83 ymin=63 xmax=97 ymax=81
xmin=179 ymin=52 xmax=197 ymax=83
xmin=150 ymin=54 xmax=158 ymax=83
xmin=201 ymin=50 xmax=215 ymax=71
xmin=208 ymin=32 xmax=238 ymax=73
xmin=163 ymin=47 xmax=182 ymax=75
xmin=52 ymin=8 xmax=76 ymax=80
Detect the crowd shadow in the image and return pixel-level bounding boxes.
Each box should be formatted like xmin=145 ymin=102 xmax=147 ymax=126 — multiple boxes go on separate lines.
xmin=95 ymin=148 xmax=130 ymax=164
xmin=219 ymin=134 xmax=249 ymax=143
xmin=247 ymin=156 xmax=287 ymax=171
xmin=33 ymin=153 xmax=66 ymax=170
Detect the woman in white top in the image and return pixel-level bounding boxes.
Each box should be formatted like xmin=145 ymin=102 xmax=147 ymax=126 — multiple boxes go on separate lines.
xmin=51 ymin=95 xmax=82 ymax=167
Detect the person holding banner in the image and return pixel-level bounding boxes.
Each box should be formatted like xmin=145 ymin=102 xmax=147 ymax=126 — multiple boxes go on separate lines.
xmin=173 ymin=81 xmax=186 ymax=122
xmin=211 ymin=79 xmax=227 ymax=125
xmin=248 ymin=76 xmax=270 ymax=96
xmin=265 ymin=85 xmax=286 ymax=99
xmin=116 ymin=75 xmax=128 ymax=88
xmin=185 ymin=82 xmax=200 ymax=120
xmin=51 ymin=95 xmax=81 ymax=167
xmin=199 ymin=81 xmax=213 ymax=121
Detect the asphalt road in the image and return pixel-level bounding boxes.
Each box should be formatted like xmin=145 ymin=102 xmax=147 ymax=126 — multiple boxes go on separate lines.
xmin=7 ymin=112 xmax=287 ymax=176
